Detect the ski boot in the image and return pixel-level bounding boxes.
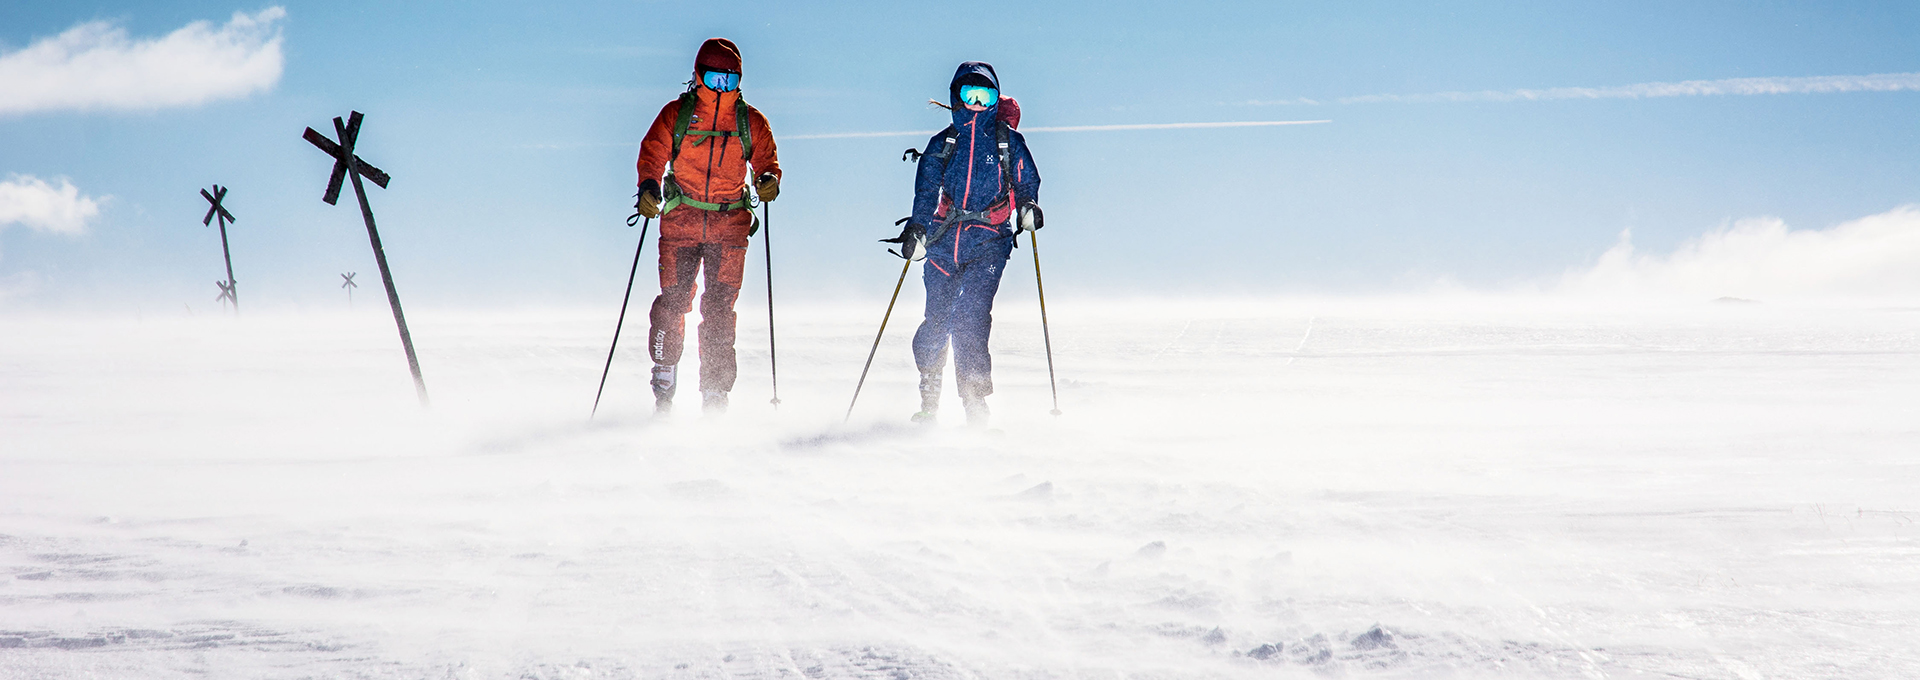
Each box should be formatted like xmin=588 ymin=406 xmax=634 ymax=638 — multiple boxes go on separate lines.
xmin=961 ymin=396 xmax=989 ymax=429
xmin=650 ymin=364 xmax=676 ymax=415
xmin=702 ymin=390 xmax=729 ymax=415
xmin=958 ymin=378 xmax=990 ymax=429
xmin=911 ymin=370 xmax=941 ymax=425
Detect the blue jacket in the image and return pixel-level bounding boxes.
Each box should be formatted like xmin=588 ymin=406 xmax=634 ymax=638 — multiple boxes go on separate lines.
xmin=911 ymin=62 xmax=1041 ymax=271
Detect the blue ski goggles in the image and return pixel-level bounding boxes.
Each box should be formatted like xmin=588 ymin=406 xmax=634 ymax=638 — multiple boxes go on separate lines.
xmin=701 ymin=70 xmax=740 ymax=92
xmin=958 ymin=84 xmax=999 ymax=107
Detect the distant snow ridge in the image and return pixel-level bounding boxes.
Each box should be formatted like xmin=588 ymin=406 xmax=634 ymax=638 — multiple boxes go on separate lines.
xmin=1563 ymin=205 xmax=1920 ymax=299
xmin=0 ymin=8 xmax=286 ymax=114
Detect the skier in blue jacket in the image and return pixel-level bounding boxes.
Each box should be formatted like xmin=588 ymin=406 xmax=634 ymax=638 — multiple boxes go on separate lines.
xmin=884 ymin=61 xmax=1043 ymax=427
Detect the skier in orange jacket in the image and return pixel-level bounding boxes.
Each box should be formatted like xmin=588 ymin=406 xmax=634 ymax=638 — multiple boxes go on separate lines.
xmin=632 ymin=37 xmax=781 ymax=415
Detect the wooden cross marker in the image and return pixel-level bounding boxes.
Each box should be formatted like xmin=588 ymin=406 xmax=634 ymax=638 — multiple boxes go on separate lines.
xmin=340 ymin=272 xmax=358 ymax=308
xmin=303 ymin=111 xmax=427 ymax=406
xmin=199 ymin=185 xmax=239 ymax=314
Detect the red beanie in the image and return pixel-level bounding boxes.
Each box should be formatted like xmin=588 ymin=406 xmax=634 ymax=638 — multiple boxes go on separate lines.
xmin=694 ymin=38 xmax=741 ymax=74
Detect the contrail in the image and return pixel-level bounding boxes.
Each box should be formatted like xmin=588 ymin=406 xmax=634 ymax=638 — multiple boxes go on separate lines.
xmin=1024 ymin=120 xmax=1330 ymax=132
xmin=785 ymin=130 xmax=939 ymax=140
xmin=1340 ymin=72 xmax=1920 ymax=104
xmin=787 ymin=119 xmax=1330 ymax=140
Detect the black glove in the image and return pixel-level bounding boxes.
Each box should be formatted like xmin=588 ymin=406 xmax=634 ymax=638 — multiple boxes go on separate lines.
xmin=754 ymin=172 xmax=779 ymax=202
xmin=635 ymin=179 xmax=662 ymax=219
xmin=880 ymin=217 xmax=926 ymax=260
xmin=1017 ymin=201 xmax=1044 ymax=232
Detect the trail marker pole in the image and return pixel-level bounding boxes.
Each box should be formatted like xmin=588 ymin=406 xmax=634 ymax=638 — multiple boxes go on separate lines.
xmin=304 ymin=111 xmax=428 ymax=406
xmin=341 ymin=272 xmax=358 ymax=308
xmin=199 ymin=185 xmax=239 ymax=314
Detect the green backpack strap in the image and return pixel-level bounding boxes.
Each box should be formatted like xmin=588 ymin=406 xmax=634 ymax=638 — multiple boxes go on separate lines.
xmin=736 ymin=97 xmax=753 ymax=161
xmin=669 ymin=90 xmax=698 ymax=163
xmin=662 ymin=91 xmax=758 ymax=222
xmin=671 ymin=92 xmax=754 ymax=159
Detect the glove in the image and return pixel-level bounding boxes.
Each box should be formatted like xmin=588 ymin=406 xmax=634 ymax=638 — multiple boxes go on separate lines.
xmin=879 ymin=217 xmax=926 ymax=260
xmin=1017 ymin=201 xmax=1044 ymax=232
xmin=754 ymin=172 xmax=780 ymax=202
xmin=635 ymin=179 xmax=662 ymax=219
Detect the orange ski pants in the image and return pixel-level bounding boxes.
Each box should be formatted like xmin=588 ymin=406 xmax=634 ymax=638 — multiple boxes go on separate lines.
xmin=647 ymin=206 xmax=753 ymax=394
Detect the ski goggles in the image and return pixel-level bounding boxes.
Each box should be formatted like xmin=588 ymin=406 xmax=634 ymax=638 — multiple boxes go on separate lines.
xmin=958 ymin=84 xmax=999 ymax=107
xmin=701 ymin=70 xmax=740 ymax=92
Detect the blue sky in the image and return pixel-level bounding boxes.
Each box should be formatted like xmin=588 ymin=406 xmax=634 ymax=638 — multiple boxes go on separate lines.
xmin=1 ymin=1 xmax=1916 ymax=310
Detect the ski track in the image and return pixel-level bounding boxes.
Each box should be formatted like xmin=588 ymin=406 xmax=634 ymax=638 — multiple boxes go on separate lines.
xmin=1 ymin=303 xmax=1918 ymax=678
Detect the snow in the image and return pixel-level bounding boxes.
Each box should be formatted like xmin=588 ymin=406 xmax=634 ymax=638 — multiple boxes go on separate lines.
xmin=2 ymin=298 xmax=1917 ymax=678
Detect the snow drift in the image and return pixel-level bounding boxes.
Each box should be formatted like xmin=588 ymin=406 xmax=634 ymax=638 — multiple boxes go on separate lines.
xmin=1562 ymin=205 xmax=1920 ymax=300
xmin=2 ymin=301 xmax=1916 ymax=678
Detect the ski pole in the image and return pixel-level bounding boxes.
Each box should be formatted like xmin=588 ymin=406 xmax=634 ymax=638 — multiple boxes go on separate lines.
xmin=591 ymin=214 xmax=651 ymax=420
xmin=1030 ymin=229 xmax=1061 ymax=416
xmin=845 ymin=256 xmax=914 ymax=422
xmin=762 ymin=202 xmax=781 ymax=408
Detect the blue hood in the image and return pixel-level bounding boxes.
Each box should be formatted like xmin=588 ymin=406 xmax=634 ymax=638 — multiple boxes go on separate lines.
xmin=948 ymin=61 xmax=999 ymax=128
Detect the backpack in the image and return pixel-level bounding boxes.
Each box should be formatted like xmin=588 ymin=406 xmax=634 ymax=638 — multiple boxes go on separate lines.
xmin=670 ymin=88 xmax=753 ymax=162
xmin=660 ymin=87 xmax=759 ymax=220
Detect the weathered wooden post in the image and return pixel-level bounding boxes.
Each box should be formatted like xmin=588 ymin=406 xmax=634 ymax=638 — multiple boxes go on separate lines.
xmin=303 ymin=111 xmax=428 ymax=406
xmin=199 ymin=185 xmax=239 ymax=314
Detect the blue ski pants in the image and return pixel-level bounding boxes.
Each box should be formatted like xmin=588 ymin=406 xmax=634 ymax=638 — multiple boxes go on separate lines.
xmin=912 ymin=231 xmax=1013 ymax=398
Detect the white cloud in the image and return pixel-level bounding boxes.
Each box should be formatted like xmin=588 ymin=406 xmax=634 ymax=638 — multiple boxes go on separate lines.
xmin=0 ymin=7 xmax=286 ymax=114
xmin=1341 ymin=72 xmax=1920 ymax=105
xmin=0 ymin=175 xmax=103 ymax=235
xmin=1563 ymin=206 xmax=1920 ymax=298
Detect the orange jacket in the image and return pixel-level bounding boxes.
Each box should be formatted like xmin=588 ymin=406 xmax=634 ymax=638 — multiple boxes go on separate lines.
xmin=635 ymin=87 xmax=780 ymax=206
